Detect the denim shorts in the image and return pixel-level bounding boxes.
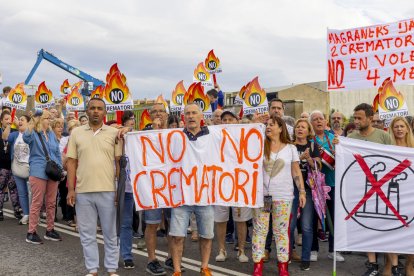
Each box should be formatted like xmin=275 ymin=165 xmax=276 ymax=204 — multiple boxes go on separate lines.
xmin=169 ymin=205 xmax=214 ymax=239
xmin=144 ymin=208 xmax=171 ymax=224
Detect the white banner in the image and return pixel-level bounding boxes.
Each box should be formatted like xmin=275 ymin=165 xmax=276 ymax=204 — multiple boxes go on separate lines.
xmin=335 ymin=137 xmax=414 ymax=254
xmin=327 ymin=18 xmax=414 ymax=91
xmin=125 ymin=124 xmax=265 ymax=211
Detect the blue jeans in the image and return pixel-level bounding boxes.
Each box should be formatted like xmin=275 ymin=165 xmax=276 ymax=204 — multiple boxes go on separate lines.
xmin=76 ymin=192 xmax=119 ymax=273
xmin=290 ymin=186 xmax=314 ymax=261
xmin=120 ymin=192 xmax=134 ymax=261
xmin=14 ymin=175 xmax=30 ymax=215
xmin=169 ymin=205 xmax=214 ymax=239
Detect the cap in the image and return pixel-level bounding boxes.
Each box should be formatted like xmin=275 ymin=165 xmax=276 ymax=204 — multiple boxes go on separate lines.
xmin=221 ymin=110 xmax=238 ymax=120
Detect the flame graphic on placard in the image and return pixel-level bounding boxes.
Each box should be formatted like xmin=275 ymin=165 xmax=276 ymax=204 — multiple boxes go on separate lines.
xmin=239 ymin=81 xmax=250 ymax=99
xmin=171 ymin=80 xmax=187 ymax=105
xmin=186 ymin=82 xmax=210 ymax=112
xmin=72 ymin=81 xmax=84 ymax=92
xmin=8 ymin=83 xmax=27 ymax=104
xmin=60 ymin=79 xmax=71 ymax=95
xmin=106 ymin=63 xmax=127 ymax=84
xmin=193 ymin=62 xmax=211 ymax=82
xmin=67 ymin=87 xmax=84 ymax=106
xmin=91 ymin=85 xmax=104 ymax=99
xmin=372 ymin=94 xmax=379 ymax=112
xmin=378 ymin=77 xmax=405 ymax=111
xmin=204 ymin=49 xmax=220 ymax=71
xmin=35 ymin=82 xmax=53 ymax=104
xmin=183 ymin=83 xmax=196 ymax=106
xmin=104 ymin=71 xmax=130 ymax=104
xmin=243 ymin=77 xmax=266 ymax=107
xmin=156 ymin=95 xmax=169 ymax=110
xmin=140 ymin=109 xmax=152 ymax=130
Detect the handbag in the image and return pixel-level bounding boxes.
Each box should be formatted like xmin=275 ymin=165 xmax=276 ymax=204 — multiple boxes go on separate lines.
xmin=37 ymin=132 xmax=64 ymax=181
xmin=11 ymin=158 xmax=29 ymax=179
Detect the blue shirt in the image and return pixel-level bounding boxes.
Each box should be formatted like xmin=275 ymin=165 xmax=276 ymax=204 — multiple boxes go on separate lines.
xmin=210 ymin=90 xmax=224 ymax=112
xmin=23 ymin=129 xmax=62 ymax=180
xmin=7 ymin=130 xmax=21 ymax=162
xmin=314 ymin=130 xmax=335 ymax=187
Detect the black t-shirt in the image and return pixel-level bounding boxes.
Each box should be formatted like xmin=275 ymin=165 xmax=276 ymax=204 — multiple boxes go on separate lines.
xmin=0 ymin=128 xmax=17 ymax=170
xmin=295 ymin=141 xmax=320 ymax=190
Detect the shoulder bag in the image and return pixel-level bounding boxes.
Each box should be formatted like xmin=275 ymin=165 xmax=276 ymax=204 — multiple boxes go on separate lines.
xmin=37 ymin=132 xmax=64 ymax=181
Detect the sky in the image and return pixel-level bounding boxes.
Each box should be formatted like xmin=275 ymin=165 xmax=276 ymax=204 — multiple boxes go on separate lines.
xmin=1 ymin=0 xmax=413 ymax=99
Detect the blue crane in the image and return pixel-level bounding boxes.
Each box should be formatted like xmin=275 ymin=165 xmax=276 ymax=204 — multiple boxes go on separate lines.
xmin=25 ymin=49 xmax=105 ymax=96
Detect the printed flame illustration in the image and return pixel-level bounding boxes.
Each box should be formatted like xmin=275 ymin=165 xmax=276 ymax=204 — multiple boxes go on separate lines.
xmin=140 ymin=109 xmax=152 ymax=130
xmin=193 ymin=62 xmax=210 ymax=81
xmin=372 ymin=94 xmax=379 ymax=112
xmin=239 ymin=81 xmax=250 ymax=99
xmin=71 ymin=81 xmax=84 ymax=91
xmin=204 ymin=49 xmax=220 ymax=71
xmin=243 ymin=77 xmax=266 ymax=107
xmin=67 ymin=87 xmax=84 ymax=106
xmin=183 ymin=83 xmax=196 ymax=106
xmin=156 ymin=95 xmax=169 ymax=111
xmin=35 ymin=82 xmax=53 ymax=104
xmin=104 ymin=72 xmax=130 ymax=104
xmin=8 ymin=83 xmax=27 ymax=104
xmin=60 ymin=79 xmax=71 ymax=94
xmin=91 ymin=85 xmax=105 ymax=99
xmin=378 ymin=78 xmax=405 ymax=111
xmin=186 ymin=82 xmax=210 ymax=112
xmin=171 ymin=80 xmax=187 ymax=105
xmin=106 ymin=63 xmax=127 ymax=84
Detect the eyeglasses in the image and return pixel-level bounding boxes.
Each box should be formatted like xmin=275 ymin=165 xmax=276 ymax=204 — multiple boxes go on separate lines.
xmin=150 ymin=110 xmax=165 ymax=114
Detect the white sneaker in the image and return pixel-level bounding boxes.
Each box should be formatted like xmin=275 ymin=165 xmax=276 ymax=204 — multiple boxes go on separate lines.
xmin=310 ymin=251 xmax=318 ymax=262
xmin=327 ymin=252 xmax=345 ymax=262
xmin=19 ymin=215 xmax=29 ymax=225
xmin=215 ymin=249 xmax=227 ymax=262
xmin=136 ymin=239 xmax=146 ymax=249
xmin=238 ymin=251 xmax=249 ymax=263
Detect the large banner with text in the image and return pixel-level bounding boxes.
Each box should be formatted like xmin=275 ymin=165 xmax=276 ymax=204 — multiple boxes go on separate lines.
xmin=327 ymin=18 xmax=414 ymax=91
xmin=335 ymin=137 xmax=414 ymax=254
xmin=125 ymin=124 xmax=265 ymax=210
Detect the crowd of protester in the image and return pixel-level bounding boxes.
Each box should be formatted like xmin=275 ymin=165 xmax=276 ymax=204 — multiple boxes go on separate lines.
xmin=1 ymin=83 xmax=413 ymax=276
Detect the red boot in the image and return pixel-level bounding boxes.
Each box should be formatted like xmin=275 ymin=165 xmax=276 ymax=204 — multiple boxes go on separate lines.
xmin=253 ymin=260 xmax=264 ymax=276
xmin=278 ymin=262 xmax=289 ymax=276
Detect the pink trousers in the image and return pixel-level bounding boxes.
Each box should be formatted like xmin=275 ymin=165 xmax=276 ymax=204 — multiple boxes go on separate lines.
xmin=28 ymin=176 xmax=58 ymax=233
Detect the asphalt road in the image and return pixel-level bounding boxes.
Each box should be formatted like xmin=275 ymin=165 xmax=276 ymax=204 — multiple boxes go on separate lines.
xmin=0 ymin=204 xmax=374 ymax=276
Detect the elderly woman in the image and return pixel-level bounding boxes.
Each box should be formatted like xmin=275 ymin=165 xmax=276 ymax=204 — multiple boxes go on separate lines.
xmin=23 ymin=110 xmax=62 ymax=244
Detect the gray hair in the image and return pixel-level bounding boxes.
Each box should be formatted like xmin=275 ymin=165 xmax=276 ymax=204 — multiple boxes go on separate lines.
xmin=309 ymin=110 xmax=324 ymax=122
xmin=184 ymin=102 xmax=203 ymax=113
xmin=282 ymin=115 xmax=295 ymax=127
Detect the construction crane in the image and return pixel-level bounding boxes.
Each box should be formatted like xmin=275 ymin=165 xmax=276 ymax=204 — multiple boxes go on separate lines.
xmin=25 ymin=49 xmax=104 ymax=96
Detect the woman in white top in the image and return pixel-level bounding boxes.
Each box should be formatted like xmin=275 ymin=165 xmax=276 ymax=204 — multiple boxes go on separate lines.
xmin=252 ymin=114 xmax=306 ymax=276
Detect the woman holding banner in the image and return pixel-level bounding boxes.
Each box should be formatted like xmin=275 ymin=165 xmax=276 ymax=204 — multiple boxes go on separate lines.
xmin=388 ymin=116 xmax=414 ymax=276
xmin=252 ymin=114 xmax=306 ymax=276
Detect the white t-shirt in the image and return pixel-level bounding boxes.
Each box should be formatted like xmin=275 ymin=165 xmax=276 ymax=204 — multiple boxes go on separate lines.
xmin=263 ymin=144 xmax=299 ymax=200
xmin=14 ymin=132 xmax=30 ymax=163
